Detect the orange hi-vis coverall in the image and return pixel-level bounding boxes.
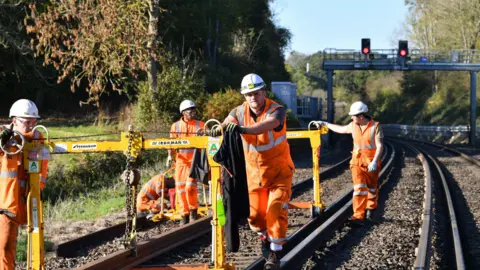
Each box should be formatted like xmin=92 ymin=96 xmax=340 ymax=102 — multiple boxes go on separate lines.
xmin=0 ymin=128 xmax=48 ymax=270
xmin=350 ymin=120 xmax=381 ymax=220
xmin=235 ymin=98 xmax=295 ymax=246
xmin=136 ymin=174 xmax=175 ymax=212
xmin=170 ymin=118 xmax=205 ymax=216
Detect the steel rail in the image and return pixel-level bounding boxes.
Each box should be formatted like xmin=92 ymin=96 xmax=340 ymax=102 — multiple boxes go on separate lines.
xmin=401 ymin=137 xmax=480 ymax=167
xmin=394 ymin=140 xmax=433 ymax=269
xmin=263 ymin=142 xmax=395 ymax=270
xmin=74 ymin=152 xmax=353 ymax=269
xmin=409 ymin=141 xmax=467 ymax=269
xmin=57 ymin=155 xmax=351 ymax=258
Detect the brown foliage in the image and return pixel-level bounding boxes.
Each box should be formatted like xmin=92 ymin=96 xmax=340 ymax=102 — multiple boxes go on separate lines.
xmin=26 ymin=0 xmax=161 ymax=105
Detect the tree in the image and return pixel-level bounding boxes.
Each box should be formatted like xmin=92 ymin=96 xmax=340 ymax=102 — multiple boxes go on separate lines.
xmin=26 ymin=0 xmax=159 ymax=106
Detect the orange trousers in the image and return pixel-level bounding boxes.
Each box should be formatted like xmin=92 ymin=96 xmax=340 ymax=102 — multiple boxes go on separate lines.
xmin=247 ymin=165 xmax=292 ymax=245
xmin=175 ymin=162 xmax=198 ymax=216
xmin=351 ymin=165 xmax=380 ymax=220
xmin=0 ymin=215 xmax=18 ymax=270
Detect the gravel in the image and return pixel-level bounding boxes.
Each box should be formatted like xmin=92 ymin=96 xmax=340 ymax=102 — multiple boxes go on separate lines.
xmin=417 ymin=144 xmax=480 ymax=269
xmin=17 ymin=140 xmax=351 ymax=270
xmin=302 ymin=144 xmax=425 ymax=270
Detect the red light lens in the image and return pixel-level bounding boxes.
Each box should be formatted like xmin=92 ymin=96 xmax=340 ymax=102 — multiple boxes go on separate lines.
xmin=399 ymin=50 xmax=407 ymax=56
xmin=362 ymin=48 xmax=370 ymax=54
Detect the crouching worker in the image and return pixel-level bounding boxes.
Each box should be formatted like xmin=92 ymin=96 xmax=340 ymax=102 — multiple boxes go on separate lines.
xmin=1 ymin=99 xmax=48 ymax=270
xmin=136 ymin=173 xmax=176 ymax=219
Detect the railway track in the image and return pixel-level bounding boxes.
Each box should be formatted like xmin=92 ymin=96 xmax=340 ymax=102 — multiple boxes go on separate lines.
xmin=68 ymin=143 xmax=391 ymax=270
xmin=29 ymin=137 xmax=480 ymax=270
xmin=301 ymin=139 xmax=477 ymax=269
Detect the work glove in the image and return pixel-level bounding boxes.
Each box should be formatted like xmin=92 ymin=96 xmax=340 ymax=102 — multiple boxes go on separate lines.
xmin=0 ymin=124 xmax=14 ymax=144
xmin=205 ymin=126 xmax=222 ymax=137
xmin=166 ymin=155 xmax=173 ymax=168
xmin=225 ymin=122 xmax=247 ymax=133
xmin=314 ymin=121 xmax=328 ymax=128
xmin=367 ymin=160 xmax=378 ymax=172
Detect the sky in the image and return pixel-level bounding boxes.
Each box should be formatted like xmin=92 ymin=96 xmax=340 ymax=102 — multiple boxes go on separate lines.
xmin=271 ymin=0 xmax=409 ymax=56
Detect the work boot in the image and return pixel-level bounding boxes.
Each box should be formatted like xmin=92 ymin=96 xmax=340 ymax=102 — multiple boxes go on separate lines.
xmin=264 ymin=251 xmax=280 ymax=270
xmin=180 ymin=215 xmax=190 ymax=225
xmin=347 ymin=218 xmax=364 ymax=228
xmin=190 ymin=209 xmax=198 ymax=221
xmin=366 ymin=209 xmax=374 ymax=222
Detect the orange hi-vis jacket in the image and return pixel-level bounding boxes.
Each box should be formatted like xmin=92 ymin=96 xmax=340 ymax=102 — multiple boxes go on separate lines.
xmin=170 ymin=118 xmax=205 ymax=164
xmin=235 ymin=98 xmax=295 ymax=187
xmin=0 ymin=127 xmax=48 ymax=224
xmin=136 ymin=174 xmax=174 ymax=212
xmin=350 ymin=120 xmax=380 ymax=167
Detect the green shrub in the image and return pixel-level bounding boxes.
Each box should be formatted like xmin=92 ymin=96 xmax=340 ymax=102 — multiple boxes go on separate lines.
xmin=134 ymin=65 xmax=203 ymax=131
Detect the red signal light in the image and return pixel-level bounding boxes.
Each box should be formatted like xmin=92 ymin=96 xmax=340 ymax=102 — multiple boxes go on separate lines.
xmin=399 ymin=49 xmax=407 ymax=57
xmin=362 ymin=48 xmax=370 ymax=54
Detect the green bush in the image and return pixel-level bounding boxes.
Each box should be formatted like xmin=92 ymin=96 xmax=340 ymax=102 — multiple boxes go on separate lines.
xmin=135 ymin=65 xmax=203 ymax=131
xmin=202 ymin=89 xmax=244 ymax=121
xmin=43 ymin=150 xmax=166 ymax=204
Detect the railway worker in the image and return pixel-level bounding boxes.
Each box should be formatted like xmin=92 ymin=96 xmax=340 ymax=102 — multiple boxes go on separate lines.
xmin=168 ymin=100 xmax=205 ymax=225
xmin=206 ymin=73 xmax=295 ymax=270
xmin=136 ymin=173 xmax=176 ymax=216
xmin=0 ymin=99 xmax=48 ymax=270
xmin=314 ymin=101 xmax=384 ymax=227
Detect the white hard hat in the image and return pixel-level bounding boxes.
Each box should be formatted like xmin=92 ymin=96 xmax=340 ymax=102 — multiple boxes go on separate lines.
xmin=179 ymin=100 xmax=196 ymax=113
xmin=348 ymin=101 xmax=368 ymax=116
xmin=240 ymin=73 xmax=266 ymax=94
xmin=9 ymin=99 xmax=41 ymax=118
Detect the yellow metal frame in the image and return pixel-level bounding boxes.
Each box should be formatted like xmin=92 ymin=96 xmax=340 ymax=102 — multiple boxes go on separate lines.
xmin=286 ymin=125 xmax=329 ymax=215
xmin=22 ymin=121 xmax=327 ymax=270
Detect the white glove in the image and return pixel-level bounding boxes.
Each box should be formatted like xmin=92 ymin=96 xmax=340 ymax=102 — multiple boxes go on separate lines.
xmin=166 ymin=155 xmax=173 ymax=168
xmin=367 ymin=160 xmax=378 ymax=172
xmin=314 ymin=121 xmax=328 ymax=128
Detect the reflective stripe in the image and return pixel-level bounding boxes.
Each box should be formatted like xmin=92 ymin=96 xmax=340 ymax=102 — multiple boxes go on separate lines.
xmin=265 ymin=103 xmax=281 ymax=116
xmin=146 ymin=192 xmax=156 ymax=200
xmin=179 ymin=149 xmax=195 ymax=154
xmin=0 ymin=171 xmax=18 ymax=178
xmin=249 ymin=224 xmax=264 ymax=233
xmin=175 ymin=122 xmax=180 ymax=137
xmin=40 ymin=176 xmax=47 ymax=184
xmin=195 ymin=121 xmax=200 ymax=132
xmin=282 ymin=202 xmax=289 ymax=210
xmin=368 ymin=194 xmax=377 ymax=199
xmin=176 ymin=182 xmax=186 ymax=186
xmin=243 ymin=133 xmax=286 ymax=152
xmin=353 ymin=191 xmax=368 ymax=196
xmin=354 ymin=121 xmax=377 ymax=149
xmin=186 ymin=182 xmax=197 ymax=187
xmin=148 ymin=182 xmax=155 ymax=190
xmin=177 ymin=189 xmax=185 ymax=194
xmin=268 ymin=236 xmax=286 ymax=244
xmin=368 ymin=188 xmax=376 ymax=193
xmin=18 ymin=179 xmax=26 ymax=187
xmin=353 ymin=184 xmax=367 ymax=190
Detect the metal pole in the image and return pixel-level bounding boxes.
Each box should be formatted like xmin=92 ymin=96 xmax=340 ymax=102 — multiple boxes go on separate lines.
xmin=470 ymin=71 xmax=477 ymax=147
xmin=327 ymin=70 xmax=334 ymax=148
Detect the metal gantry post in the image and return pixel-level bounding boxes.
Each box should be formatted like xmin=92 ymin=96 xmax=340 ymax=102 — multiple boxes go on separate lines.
xmin=326 ymin=69 xmax=334 ymax=148
xmin=471 ymin=71 xmax=477 ymax=147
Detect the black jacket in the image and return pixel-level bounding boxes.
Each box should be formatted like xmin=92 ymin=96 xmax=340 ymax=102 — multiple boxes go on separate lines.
xmin=213 ymin=130 xmax=249 ymax=252
xmin=189 ymin=148 xmax=209 ymax=185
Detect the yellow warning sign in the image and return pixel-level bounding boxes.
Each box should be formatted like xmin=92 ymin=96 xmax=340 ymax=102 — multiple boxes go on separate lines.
xmin=29 ymin=161 xmax=39 ymax=173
